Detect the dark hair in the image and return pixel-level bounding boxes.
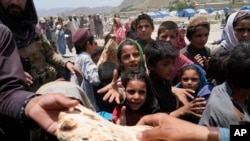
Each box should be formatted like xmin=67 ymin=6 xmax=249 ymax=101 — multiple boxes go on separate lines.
xmin=177 ymin=64 xmax=207 ymax=91
xmin=121 ymin=69 xmax=155 ymax=114
xmin=98 ymin=61 xmax=119 ymax=86
xmin=207 ymin=51 xmax=230 ymax=85
xmin=144 ymin=40 xmax=178 ymax=67
xmin=157 ymin=21 xmax=178 ymax=36
xmin=117 ymin=38 xmax=146 ymax=71
xmin=135 ymin=13 xmax=154 ymax=31
xmin=74 ymin=35 xmax=94 ymax=54
xmin=226 ymin=42 xmax=250 ymax=89
xmin=186 ymin=23 xmax=210 ymax=41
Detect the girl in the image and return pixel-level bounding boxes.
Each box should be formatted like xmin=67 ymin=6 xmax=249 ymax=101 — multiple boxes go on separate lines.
xmin=213 ymin=10 xmax=250 ymax=55
xmin=175 ymin=64 xmax=208 ymax=123
xmin=176 ymin=27 xmax=187 ymax=50
xmin=112 ymin=69 xmax=156 ymax=125
xmin=176 ymin=64 xmax=207 ymax=99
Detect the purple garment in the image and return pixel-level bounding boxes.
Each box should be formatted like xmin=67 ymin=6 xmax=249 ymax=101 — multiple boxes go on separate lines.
xmin=0 ymin=24 xmax=34 ymax=120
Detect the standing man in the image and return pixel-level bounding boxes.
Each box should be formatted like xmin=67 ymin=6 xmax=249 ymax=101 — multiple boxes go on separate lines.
xmin=0 ymin=0 xmax=81 ymax=92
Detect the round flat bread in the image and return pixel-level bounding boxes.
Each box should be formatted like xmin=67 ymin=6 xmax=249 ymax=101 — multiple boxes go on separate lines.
xmin=56 ymin=105 xmax=153 ymax=141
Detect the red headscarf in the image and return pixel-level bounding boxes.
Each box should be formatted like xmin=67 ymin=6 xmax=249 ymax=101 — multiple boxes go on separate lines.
xmin=176 ymin=27 xmax=187 ymax=50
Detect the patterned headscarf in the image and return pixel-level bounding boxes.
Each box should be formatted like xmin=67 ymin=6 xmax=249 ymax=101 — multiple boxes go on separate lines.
xmin=176 ymin=27 xmax=187 ymax=50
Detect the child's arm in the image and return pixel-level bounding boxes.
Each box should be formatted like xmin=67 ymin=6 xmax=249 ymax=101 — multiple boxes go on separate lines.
xmin=168 ymin=97 xmax=206 ymax=118
xmin=97 ymin=69 xmax=126 ymax=104
xmin=171 ymin=87 xmax=195 ymax=106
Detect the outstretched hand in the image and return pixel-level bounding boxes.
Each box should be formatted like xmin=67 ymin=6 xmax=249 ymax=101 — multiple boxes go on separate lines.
xmin=136 ymin=113 xmax=208 ymax=141
xmin=25 ymin=93 xmax=79 ymax=135
xmin=97 ymin=69 xmax=123 ymax=104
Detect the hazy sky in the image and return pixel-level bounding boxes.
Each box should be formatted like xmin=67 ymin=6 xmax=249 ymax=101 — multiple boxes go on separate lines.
xmin=33 ymin=0 xmax=123 ymax=10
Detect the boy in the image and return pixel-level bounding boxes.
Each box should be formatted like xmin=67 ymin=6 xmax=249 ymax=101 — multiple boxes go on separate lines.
xmin=145 ymin=41 xmax=205 ymax=121
xmin=156 ymin=21 xmax=193 ymax=83
xmin=144 ymin=40 xmax=178 ymax=113
xmin=134 ymin=13 xmax=155 ymax=50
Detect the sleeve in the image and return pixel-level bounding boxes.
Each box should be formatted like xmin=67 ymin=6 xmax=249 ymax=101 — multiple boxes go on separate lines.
xmin=41 ymin=33 xmax=68 ymax=72
xmin=0 ymin=24 xmax=35 ymax=120
xmin=112 ymin=105 xmax=121 ymax=123
xmin=84 ymin=56 xmax=100 ymax=85
xmin=219 ymin=128 xmax=230 ymax=141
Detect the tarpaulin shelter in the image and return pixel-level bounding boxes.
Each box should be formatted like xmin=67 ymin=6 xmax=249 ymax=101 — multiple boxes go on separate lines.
xmin=223 ymin=7 xmax=230 ymax=13
xmin=146 ymin=12 xmax=164 ymax=19
xmin=178 ymin=8 xmax=195 ymax=17
xmin=240 ymin=6 xmax=250 ymax=10
xmin=158 ymin=10 xmax=169 ymax=17
xmin=206 ymin=7 xmax=214 ymax=13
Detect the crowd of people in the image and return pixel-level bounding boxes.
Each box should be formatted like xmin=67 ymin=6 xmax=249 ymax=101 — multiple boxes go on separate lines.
xmin=1 ymin=0 xmax=250 ymax=141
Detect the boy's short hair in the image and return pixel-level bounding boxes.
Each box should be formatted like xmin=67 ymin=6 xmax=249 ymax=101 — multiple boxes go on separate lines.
xmin=157 ymin=21 xmax=178 ymax=36
xmin=135 ymin=13 xmax=154 ymax=31
xmin=144 ymin=40 xmax=178 ymax=67
xmin=186 ymin=15 xmax=210 ymax=41
xmin=98 ymin=61 xmax=119 ymax=86
xmin=226 ymin=42 xmax=250 ymax=89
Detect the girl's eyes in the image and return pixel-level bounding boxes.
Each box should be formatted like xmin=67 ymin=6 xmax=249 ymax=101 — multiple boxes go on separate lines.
xmin=126 ymin=90 xmax=146 ymax=95
xmin=182 ymin=77 xmax=199 ymax=82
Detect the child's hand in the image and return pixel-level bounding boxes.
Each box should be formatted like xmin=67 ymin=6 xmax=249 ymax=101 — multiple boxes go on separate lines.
xmin=171 ymin=87 xmax=195 ymax=105
xmin=194 ymin=54 xmax=205 ymax=67
xmin=97 ymin=69 xmax=123 ymax=104
xmin=116 ymin=106 xmax=127 ymax=125
xmin=183 ymin=97 xmax=206 ymax=117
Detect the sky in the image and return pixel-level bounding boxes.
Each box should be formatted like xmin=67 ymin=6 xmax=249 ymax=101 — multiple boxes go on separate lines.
xmin=33 ymin=0 xmax=123 ymax=10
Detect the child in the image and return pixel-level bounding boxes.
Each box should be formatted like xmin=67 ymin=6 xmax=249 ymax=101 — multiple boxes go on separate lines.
xmin=144 ymin=40 xmax=178 ymax=113
xmin=156 ymin=21 xmax=193 ymax=84
xmin=180 ymin=15 xmax=211 ymax=70
xmin=156 ymin=21 xmax=194 ymax=105
xmin=112 ymin=69 xmax=157 ymax=125
xmin=144 ymin=40 xmax=205 ymax=122
xmin=176 ymin=27 xmax=187 ymax=50
xmin=73 ymin=28 xmax=102 ymax=111
xmin=176 ymin=64 xmax=207 ymax=100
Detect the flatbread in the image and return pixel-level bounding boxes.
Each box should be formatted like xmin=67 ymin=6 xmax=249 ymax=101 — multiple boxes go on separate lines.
xmin=56 ymin=105 xmax=153 ymax=141
xmin=97 ymin=39 xmax=118 ymax=67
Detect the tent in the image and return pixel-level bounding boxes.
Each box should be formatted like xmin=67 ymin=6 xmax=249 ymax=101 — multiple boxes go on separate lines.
xmin=223 ymin=7 xmax=230 ymax=13
xmin=177 ymin=8 xmax=195 ymax=17
xmin=240 ymin=6 xmax=250 ymax=10
xmin=158 ymin=10 xmax=169 ymax=17
xmin=146 ymin=12 xmax=163 ymax=19
xmin=206 ymin=7 xmax=214 ymax=13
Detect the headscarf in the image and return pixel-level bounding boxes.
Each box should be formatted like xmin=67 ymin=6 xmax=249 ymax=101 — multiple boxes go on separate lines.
xmin=176 ymin=64 xmax=207 ymax=93
xmin=176 ymin=27 xmax=187 ymax=50
xmin=113 ymin=18 xmax=125 ymax=44
xmin=220 ymin=10 xmax=250 ymax=50
xmin=0 ymin=0 xmax=38 ymax=48
xmin=117 ymin=38 xmax=147 ymax=72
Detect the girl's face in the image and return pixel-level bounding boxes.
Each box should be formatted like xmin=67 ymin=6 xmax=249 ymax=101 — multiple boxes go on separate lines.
xmin=190 ymin=26 xmax=209 ymax=49
xmin=125 ymin=80 xmax=147 ymax=111
xmin=157 ymin=29 xmax=177 ymax=46
xmin=180 ymin=69 xmax=200 ymax=91
xmin=119 ymin=45 xmax=140 ymax=71
xmin=180 ymin=30 xmax=186 ymax=39
xmin=149 ymin=58 xmax=175 ymax=80
xmin=234 ymin=19 xmax=250 ymax=42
